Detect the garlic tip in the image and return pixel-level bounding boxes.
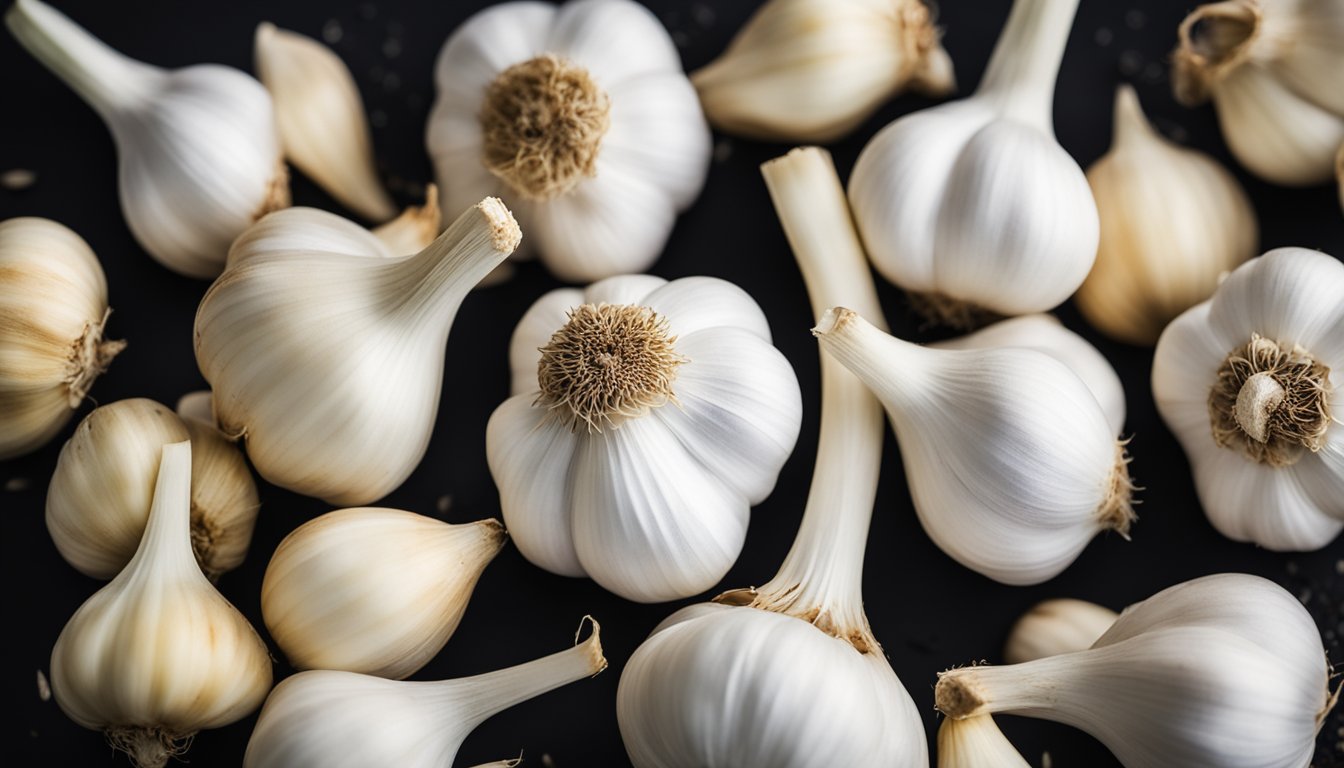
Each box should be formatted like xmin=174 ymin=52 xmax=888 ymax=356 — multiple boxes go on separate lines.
xmin=477 ymin=197 xmax=522 ymax=253
xmin=574 ymin=616 xmax=608 ymax=677
xmin=935 ymin=669 xmax=989 ymax=720
xmin=811 ymin=307 xmax=856 ymax=336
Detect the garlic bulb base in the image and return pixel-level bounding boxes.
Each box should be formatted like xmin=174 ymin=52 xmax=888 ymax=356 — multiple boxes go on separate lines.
xmin=905 ymin=289 xmax=1002 ymax=331
xmin=1098 ymin=441 xmax=1138 ymax=537
xmin=937 ymin=714 xmax=1031 ymax=768
xmin=106 ymin=725 xmax=189 ymax=768
xmin=66 ymin=307 xmax=126 ymax=406
xmin=1208 ymin=335 xmax=1330 ymax=467
xmin=1172 ymin=1 xmax=1259 ymax=107
xmin=1004 ymin=598 xmax=1118 ymax=664
xmin=714 ymin=585 xmax=878 ymax=654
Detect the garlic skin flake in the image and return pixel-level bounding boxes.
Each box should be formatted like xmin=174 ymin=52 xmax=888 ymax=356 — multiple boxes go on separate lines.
xmin=427 ymin=0 xmax=711 ymax=282
xmin=52 ymin=442 xmax=272 ymax=768
xmin=244 ymin=620 xmax=606 ymax=768
xmin=849 ymin=0 xmax=1099 ymax=327
xmin=1153 ymin=248 xmax=1344 ymax=550
xmin=5 ymin=0 xmax=288 ymax=278
xmin=1003 ymin=598 xmax=1118 ymax=664
xmin=488 ymin=274 xmax=802 ymax=602
xmin=262 ymin=508 xmax=505 ymax=679
xmin=0 ymin=217 xmax=124 ymax=460
xmin=1173 ymin=0 xmax=1344 ymax=186
xmin=936 ymin=573 xmax=1335 ymax=768
xmin=196 ymin=198 xmax=520 ymax=506
xmin=937 ymin=715 xmax=1029 ymax=768
xmin=1077 ymin=86 xmax=1258 ymax=346
xmin=691 ymin=0 xmax=955 ymax=143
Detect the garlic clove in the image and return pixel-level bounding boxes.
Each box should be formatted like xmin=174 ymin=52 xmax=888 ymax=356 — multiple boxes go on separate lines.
xmin=581 ymin=273 xmax=670 ymax=306
xmin=509 ymin=287 xmax=587 ymax=395
xmin=1211 ymin=64 xmax=1344 ymax=187
xmin=1204 ymin=250 xmax=1344 ymax=361
xmin=227 ymin=206 xmax=391 ymax=269
xmin=937 ymin=715 xmax=1030 ymax=768
xmin=175 ymin=390 xmax=216 ymax=427
xmin=1003 ymin=598 xmax=1118 ymax=664
xmin=254 ymin=22 xmax=396 ymax=222
xmin=644 ymin=275 xmax=774 ymax=342
xmin=371 ymin=185 xmax=442 ymax=256
xmin=544 ymin=0 xmax=682 ymax=83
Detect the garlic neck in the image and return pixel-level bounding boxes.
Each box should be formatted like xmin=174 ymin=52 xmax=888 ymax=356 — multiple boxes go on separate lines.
xmin=479 ymin=54 xmax=611 ymax=201
xmin=106 ymin=726 xmax=190 ymax=768
xmin=975 ymin=0 xmax=1081 ymax=131
xmin=1173 ymin=0 xmax=1260 ymax=106
xmin=811 ymin=307 xmax=936 ymax=409
xmin=124 ymin=441 xmax=200 ymax=581
xmin=63 ymin=307 xmax=126 ymax=407
xmin=1109 ymin=84 xmax=1160 ymax=152
xmin=936 ymin=656 xmax=1072 ymax=719
xmin=1208 ymin=335 xmax=1331 ymax=467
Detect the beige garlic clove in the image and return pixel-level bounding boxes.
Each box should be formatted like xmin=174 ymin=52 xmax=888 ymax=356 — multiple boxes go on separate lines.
xmin=937 ymin=715 xmax=1030 ymax=767
xmin=371 ymin=185 xmax=441 ymax=256
xmin=1003 ymin=598 xmax=1118 ymax=664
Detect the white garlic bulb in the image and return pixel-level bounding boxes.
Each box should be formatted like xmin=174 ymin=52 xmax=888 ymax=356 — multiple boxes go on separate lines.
xmin=1173 ymin=0 xmax=1344 ymax=186
xmin=937 ymin=715 xmax=1029 ymax=768
xmin=1153 ymin=247 xmax=1344 ymax=550
xmin=936 ymin=573 xmax=1334 ymax=768
xmin=1076 ymin=85 xmax=1258 ymax=346
xmin=46 ymin=398 xmax=258 ymax=581
xmin=1003 ymin=598 xmax=1118 ymax=664
xmin=262 ymin=508 xmax=505 ymax=679
xmin=51 ymin=441 xmax=272 ymax=768
xmin=691 ymin=0 xmax=955 ymax=143
xmin=617 ymin=148 xmax=927 ymax=768
xmin=0 ymin=217 xmax=123 ymax=460
xmin=255 ymin=22 xmax=396 ymax=222
xmin=426 ymin=0 xmax=711 ymax=282
xmin=196 ymin=197 xmax=520 ymax=505
xmin=488 ymin=274 xmax=802 ymax=602
xmin=849 ymin=0 xmax=1098 ymax=327
xmin=5 ymin=0 xmax=288 ymax=278
xmin=244 ymin=620 xmax=606 ymax=768
xmin=815 ymin=307 xmax=1135 ymax=585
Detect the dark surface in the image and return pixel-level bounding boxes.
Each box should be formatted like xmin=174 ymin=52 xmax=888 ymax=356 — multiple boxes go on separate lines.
xmin=3 ymin=0 xmax=1343 ymax=766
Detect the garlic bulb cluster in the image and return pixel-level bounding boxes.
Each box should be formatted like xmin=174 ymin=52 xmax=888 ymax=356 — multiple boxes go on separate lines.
xmin=691 ymin=0 xmax=955 ymax=143
xmin=617 ymin=148 xmax=927 ymax=768
xmin=0 ymin=217 xmax=124 ymax=460
xmin=426 ymin=0 xmax=711 ymax=282
xmin=1003 ymin=598 xmax=1117 ymax=664
xmin=488 ymin=274 xmax=802 ymax=602
xmin=1153 ymin=247 xmax=1344 ymax=550
xmin=937 ymin=715 xmax=1029 ymax=768
xmin=936 ymin=573 xmax=1335 ymax=768
xmin=244 ymin=619 xmax=607 ymax=767
xmin=262 ymin=508 xmax=505 ymax=679
xmin=196 ymin=197 xmax=520 ymax=505
xmin=51 ymin=442 xmax=272 ymax=768
xmin=6 ymin=0 xmax=287 ymax=278
xmin=1077 ymin=86 xmax=1258 ymax=346
xmin=47 ymin=398 xmax=258 ymax=581
xmin=255 ymin=22 xmax=396 ymax=222
xmin=1173 ymin=0 xmax=1344 ymax=186
xmin=849 ymin=0 xmax=1098 ymax=327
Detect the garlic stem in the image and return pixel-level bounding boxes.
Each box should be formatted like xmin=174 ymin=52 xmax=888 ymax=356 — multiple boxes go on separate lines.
xmin=1109 ymin=83 xmax=1158 ymax=151
xmin=134 ymin=441 xmax=198 ymax=577
xmin=811 ymin=307 xmax=933 ymax=407
xmin=976 ymin=0 xmax=1080 ymax=130
xmin=936 ymin=657 xmax=1070 ymax=720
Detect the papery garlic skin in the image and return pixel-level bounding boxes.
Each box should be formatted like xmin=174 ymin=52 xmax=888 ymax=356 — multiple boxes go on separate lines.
xmin=52 ymin=442 xmax=272 ymax=768
xmin=937 ymin=715 xmax=1029 ymax=768
xmin=1003 ymin=598 xmax=1117 ymax=664
xmin=427 ymin=0 xmax=710 ymax=282
xmin=1077 ymin=86 xmax=1258 ymax=346
xmin=6 ymin=0 xmax=287 ymax=278
xmin=488 ymin=274 xmax=802 ymax=602
xmin=0 ymin=217 xmax=123 ymax=460
xmin=262 ymin=508 xmax=505 ymax=679
xmin=691 ymin=0 xmax=954 ymax=143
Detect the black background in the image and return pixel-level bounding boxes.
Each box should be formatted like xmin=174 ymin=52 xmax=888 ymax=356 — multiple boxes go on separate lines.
xmin=4 ymin=1 xmax=1344 ymax=766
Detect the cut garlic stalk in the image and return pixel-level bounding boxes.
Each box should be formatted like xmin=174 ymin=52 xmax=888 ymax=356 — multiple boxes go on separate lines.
xmin=1003 ymin=598 xmax=1117 ymax=664
xmin=937 ymin=715 xmax=1029 ymax=768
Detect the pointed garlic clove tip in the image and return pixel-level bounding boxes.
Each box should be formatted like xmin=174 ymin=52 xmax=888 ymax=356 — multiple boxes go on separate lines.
xmin=811 ymin=307 xmax=856 ymax=336
xmin=371 ymin=185 xmax=443 ymax=256
xmin=1111 ymin=84 xmax=1157 ymax=146
xmin=910 ymin=42 xmax=957 ymax=97
xmin=175 ymin=390 xmax=217 ymax=428
xmin=575 ymin=616 xmax=608 ymax=676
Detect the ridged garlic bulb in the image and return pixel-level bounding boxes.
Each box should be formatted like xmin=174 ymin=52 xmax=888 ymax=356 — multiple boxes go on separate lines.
xmin=0 ymin=217 xmax=123 ymax=460
xmin=936 ymin=573 xmax=1334 ymax=768
xmin=5 ymin=0 xmax=288 ymax=278
xmin=1003 ymin=598 xmax=1118 ymax=664
xmin=196 ymin=198 xmax=520 ymax=505
xmin=815 ymin=308 xmax=1135 ymax=585
xmin=1173 ymin=0 xmax=1344 ymax=186
xmin=261 ymin=508 xmax=505 ymax=679
xmin=426 ymin=0 xmax=711 ymax=282
xmin=937 ymin=715 xmax=1029 ymax=768
xmin=46 ymin=398 xmax=258 ymax=581
xmin=849 ymin=0 xmax=1099 ymax=327
xmin=1153 ymin=248 xmax=1344 ymax=550
xmin=488 ymin=274 xmax=802 ymax=602
xmin=51 ymin=442 xmax=272 ymax=768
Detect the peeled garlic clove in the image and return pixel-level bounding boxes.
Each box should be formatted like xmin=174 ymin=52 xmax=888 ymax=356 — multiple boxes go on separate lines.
xmin=5 ymin=0 xmax=288 ymax=278
xmin=1003 ymin=598 xmax=1118 ymax=664
xmin=691 ymin=0 xmax=954 ymax=143
xmin=0 ymin=217 xmax=124 ymax=460
xmin=52 ymin=441 xmax=272 ymax=767
xmin=262 ymin=508 xmax=505 ymax=679
xmin=255 ymin=22 xmax=396 ymax=222
xmin=937 ymin=715 xmax=1029 ymax=768
xmin=371 ymin=185 xmax=442 ymax=256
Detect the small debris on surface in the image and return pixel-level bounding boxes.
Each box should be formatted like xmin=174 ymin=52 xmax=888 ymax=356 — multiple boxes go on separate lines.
xmin=371 ymin=109 xmax=389 ymax=129
xmin=1041 ymin=751 xmax=1053 ymax=768
xmin=541 ymin=755 xmax=556 ymax=768
xmin=2 ymin=169 xmax=36 ymax=190
xmin=1094 ymin=27 xmax=1113 ymax=47
xmin=1124 ymin=9 xmax=1146 ymax=30
xmin=37 ymin=670 xmax=51 ymax=702
xmin=322 ymin=19 xmax=343 ymax=44
xmin=436 ymin=494 xmax=453 ymax=514
xmin=713 ymin=139 xmax=734 ymax=164
xmin=5 ymin=477 xmax=30 ymax=492
xmin=383 ymin=38 xmax=403 ymax=59
xmin=1118 ymin=50 xmax=1144 ymax=77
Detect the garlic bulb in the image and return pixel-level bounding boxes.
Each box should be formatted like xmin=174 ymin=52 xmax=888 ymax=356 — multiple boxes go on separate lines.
xmin=426 ymin=0 xmax=711 ymax=282
xmin=936 ymin=573 xmax=1335 ymax=768
xmin=51 ymin=441 xmax=272 ymax=768
xmin=849 ymin=0 xmax=1098 ymax=327
xmin=937 ymin=715 xmax=1029 ymax=768
xmin=1173 ymin=0 xmax=1344 ymax=186
xmin=1153 ymin=247 xmax=1344 ymax=550
xmin=488 ymin=274 xmax=802 ymax=602
xmin=6 ymin=0 xmax=288 ymax=278
xmin=1076 ymin=86 xmax=1258 ymax=346
xmin=690 ymin=0 xmax=955 ymax=143
xmin=196 ymin=197 xmax=520 ymax=505
xmin=262 ymin=508 xmax=505 ymax=679
xmin=0 ymin=217 xmax=123 ymax=460
xmin=1003 ymin=598 xmax=1117 ymax=664
xmin=617 ymin=148 xmax=927 ymax=768
xmin=244 ymin=619 xmax=606 ymax=768
xmin=47 ymin=398 xmax=258 ymax=581
xmin=814 ymin=308 xmax=1135 ymax=585
xmin=255 ymin=22 xmax=396 ymax=222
